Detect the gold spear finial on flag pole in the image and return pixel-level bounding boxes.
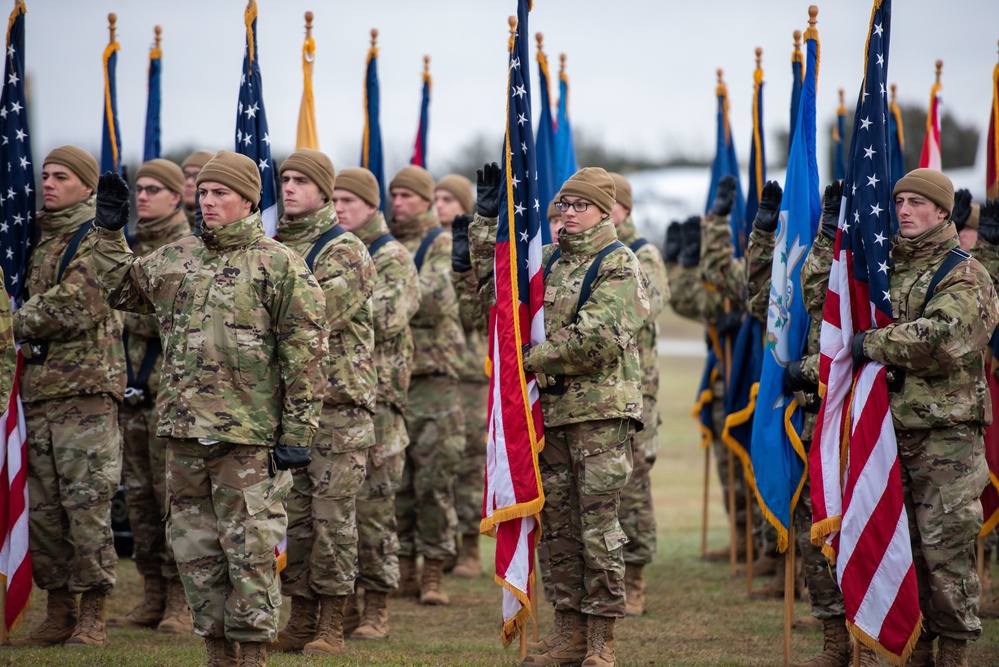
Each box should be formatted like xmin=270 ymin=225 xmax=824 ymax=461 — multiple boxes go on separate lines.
xmin=108 ymin=12 xmax=116 ymax=44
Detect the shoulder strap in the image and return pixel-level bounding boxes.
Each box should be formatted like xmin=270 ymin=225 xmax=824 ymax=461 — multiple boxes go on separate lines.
xmin=918 ymin=247 xmax=971 ymax=319
xmin=56 ymin=218 xmax=94 ymax=284
xmin=543 ymin=247 xmax=562 ymax=282
xmin=629 ymin=237 xmax=649 ymax=254
xmin=123 ymin=329 xmax=163 ymax=387
xmin=413 ymin=226 xmax=444 ymax=272
xmin=575 ymin=241 xmax=626 ymax=319
xmin=305 ymin=224 xmax=348 ymax=272
xmin=367 ymin=232 xmax=396 ymax=257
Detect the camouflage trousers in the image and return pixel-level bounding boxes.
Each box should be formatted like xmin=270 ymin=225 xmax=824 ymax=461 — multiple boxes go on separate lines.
xmin=283 ymin=404 xmax=372 ymax=599
xmin=356 ymin=402 xmax=408 ymax=592
xmin=25 ymin=394 xmax=122 ymax=594
xmin=166 ymin=439 xmax=291 ymax=643
xmin=120 ymin=401 xmax=178 ymax=581
xmin=540 ymin=418 xmax=634 ymax=618
xmin=793 ymin=447 xmax=844 ymax=620
xmin=619 ymin=396 xmax=658 ymax=565
xmin=455 ymin=380 xmax=488 ymax=537
xmin=898 ymin=424 xmax=988 ymax=641
xmin=397 ymin=375 xmax=464 ymax=560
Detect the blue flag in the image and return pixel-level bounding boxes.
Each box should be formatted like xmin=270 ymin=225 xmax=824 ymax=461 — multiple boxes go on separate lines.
xmin=535 ymin=38 xmax=556 ymax=245
xmin=746 ymin=55 xmax=766 ymax=228
xmin=888 ymin=91 xmax=906 ymax=194
xmin=101 ymin=33 xmax=121 ymax=174
xmin=143 ymin=33 xmax=162 ymax=162
xmin=705 ymin=74 xmax=746 ymax=256
xmin=833 ymin=91 xmax=847 ymax=181
xmin=236 ymin=2 xmax=277 ymax=235
xmin=362 ymin=30 xmax=386 ymax=212
xmin=750 ymin=20 xmax=820 ymax=551
xmin=788 ymin=35 xmax=804 ymax=157
xmin=554 ymin=59 xmax=577 ymax=189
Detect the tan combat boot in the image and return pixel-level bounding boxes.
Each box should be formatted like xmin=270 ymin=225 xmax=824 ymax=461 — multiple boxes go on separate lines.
xmin=624 ymin=563 xmax=646 ymax=617
xmin=110 ymin=574 xmax=165 ymax=628
xmin=904 ymin=631 xmax=935 ymax=667
xmin=452 ymin=533 xmax=483 ymax=578
xmin=239 ymin=641 xmax=266 ymax=667
xmin=8 ymin=586 xmax=78 ymax=646
xmin=750 ymin=555 xmax=791 ymax=600
xmin=157 ymin=579 xmax=194 ymax=633
xmin=419 ymin=558 xmax=450 ymax=605
xmin=204 ymin=636 xmax=239 ymax=667
xmin=270 ymin=595 xmax=319 ymax=652
xmin=395 ymin=555 xmax=420 ymax=598
xmin=64 ymin=590 xmax=107 ymax=647
xmin=856 ymin=646 xmax=879 ymax=667
xmin=302 ymin=595 xmax=346 ymax=656
xmin=521 ymin=608 xmax=588 ymax=666
xmin=793 ymin=616 xmax=851 ymax=667
xmin=342 ymin=591 xmax=362 ymax=636
xmin=351 ymin=590 xmax=390 ymax=640
xmin=581 ymin=615 xmax=617 ymax=667
xmin=936 ymin=636 xmax=968 ymax=667
xmin=750 ymin=550 xmax=781 ymax=579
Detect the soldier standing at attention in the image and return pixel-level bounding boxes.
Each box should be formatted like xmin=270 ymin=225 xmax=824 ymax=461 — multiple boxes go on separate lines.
xmin=388 ymin=165 xmax=466 ymax=606
xmin=332 ymin=167 xmax=420 ymax=639
xmin=89 ymin=151 xmax=329 ymax=667
xmin=181 ymin=150 xmax=214 ymax=229
xmin=271 ymin=149 xmax=377 ymax=657
xmin=9 ymin=146 xmax=125 ymax=649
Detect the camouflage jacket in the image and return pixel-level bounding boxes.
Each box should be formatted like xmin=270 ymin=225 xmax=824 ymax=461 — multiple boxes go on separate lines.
xmin=354 ymin=211 xmax=420 ymax=412
xmin=701 ymin=211 xmax=747 ymax=308
xmin=14 ymin=198 xmax=125 ymax=402
xmin=469 ymin=213 xmax=648 ymax=428
xmin=801 ymin=234 xmax=834 ymax=322
xmin=970 ymin=236 xmax=999 ymax=293
xmin=90 ymin=212 xmax=329 ymax=448
xmin=0 ymin=265 xmax=13 ymax=409
xmin=667 ymin=263 xmax=707 ymax=322
xmin=389 ymin=209 xmax=465 ymax=379
xmin=278 ymin=202 xmax=377 ymax=412
xmin=616 ymin=216 xmax=669 ymax=399
xmin=452 ymin=268 xmax=489 ymax=383
xmin=745 ymin=226 xmax=776 ymax=323
xmin=862 ymin=220 xmax=999 ymax=430
xmin=125 ymin=207 xmax=191 ymax=396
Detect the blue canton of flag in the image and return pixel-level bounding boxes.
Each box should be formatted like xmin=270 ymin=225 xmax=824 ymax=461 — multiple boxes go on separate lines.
xmin=236 ymin=2 xmax=277 ymax=236
xmin=0 ymin=2 xmax=35 ymax=301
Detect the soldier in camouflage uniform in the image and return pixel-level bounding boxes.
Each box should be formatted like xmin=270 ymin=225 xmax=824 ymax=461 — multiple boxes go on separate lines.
xmin=435 ymin=174 xmax=488 ymax=578
xmin=0 ymin=265 xmax=13 ymax=410
xmin=181 ymin=150 xmax=214 ymax=230
xmin=333 ymin=167 xmax=421 ymax=639
xmin=467 ymin=165 xmax=649 ymax=667
xmin=852 ymin=169 xmax=999 ymax=666
xmin=388 ymin=165 xmax=466 ymax=606
xmin=9 ymin=147 xmax=125 ymax=649
xmin=608 ymin=173 xmax=669 ymax=617
xmin=90 ymin=151 xmax=329 ymax=667
xmin=110 ymin=159 xmax=194 ymax=634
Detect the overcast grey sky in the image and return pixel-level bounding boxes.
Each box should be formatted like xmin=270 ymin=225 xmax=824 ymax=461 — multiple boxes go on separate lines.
xmin=20 ymin=0 xmax=999 ymax=184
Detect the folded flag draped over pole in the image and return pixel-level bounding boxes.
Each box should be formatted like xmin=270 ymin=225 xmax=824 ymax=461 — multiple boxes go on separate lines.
xmin=480 ymin=3 xmax=545 ymax=648
xmin=142 ymin=26 xmax=162 ymax=162
xmin=833 ymin=89 xmax=847 ymax=181
xmin=235 ymin=0 xmax=277 ymax=237
xmin=746 ymin=48 xmax=766 ymax=227
xmin=553 ymin=53 xmax=577 ymax=190
xmin=295 ymin=11 xmax=318 ymax=150
xmin=0 ymin=0 xmax=34 ymax=634
xmin=988 ymin=47 xmax=999 ymax=200
xmin=409 ymin=56 xmax=431 ymax=168
xmin=101 ymin=13 xmax=121 ymax=175
xmin=918 ymin=60 xmax=943 ymax=170
xmin=788 ymin=30 xmax=804 ymax=156
xmin=534 ymin=33 xmax=555 ymax=245
xmin=810 ymin=1 xmax=922 ymax=661
xmin=750 ymin=9 xmax=819 ymax=552
xmin=888 ymin=84 xmax=906 ymax=191
xmin=362 ymin=29 xmax=386 ymax=212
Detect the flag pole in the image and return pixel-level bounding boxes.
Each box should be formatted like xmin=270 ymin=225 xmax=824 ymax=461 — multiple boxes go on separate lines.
xmin=784 ymin=523 xmax=796 ymax=667
xmin=702 ymin=444 xmax=710 ymax=558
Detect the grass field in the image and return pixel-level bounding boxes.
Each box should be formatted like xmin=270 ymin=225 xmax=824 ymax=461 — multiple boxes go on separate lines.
xmin=3 ymin=311 xmax=999 ymax=665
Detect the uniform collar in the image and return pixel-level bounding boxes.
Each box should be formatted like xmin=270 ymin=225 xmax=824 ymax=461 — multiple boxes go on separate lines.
xmin=37 ymin=196 xmax=95 ymax=234
xmin=354 ymin=210 xmax=389 ymax=246
xmin=892 ymin=219 xmax=958 ymax=264
xmin=276 ymin=201 xmax=338 ymax=245
xmin=135 ymin=207 xmax=190 ymax=244
xmin=558 ymin=216 xmax=619 ymax=258
xmin=201 ymin=212 xmax=265 ymax=252
xmin=616 ymin=216 xmax=639 ymax=245
xmin=389 ymin=208 xmax=440 ymax=240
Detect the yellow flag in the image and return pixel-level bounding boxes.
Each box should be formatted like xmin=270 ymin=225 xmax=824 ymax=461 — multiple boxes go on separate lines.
xmin=296 ymin=13 xmax=318 ymax=150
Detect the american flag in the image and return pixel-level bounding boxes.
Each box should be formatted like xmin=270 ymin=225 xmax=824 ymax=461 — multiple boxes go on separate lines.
xmin=235 ymin=1 xmax=277 ymax=237
xmin=810 ymin=1 xmax=922 ymax=661
xmin=918 ymin=66 xmax=942 ymax=170
xmin=479 ymin=0 xmax=545 ymax=647
xmin=0 ymin=0 xmax=33 ymax=632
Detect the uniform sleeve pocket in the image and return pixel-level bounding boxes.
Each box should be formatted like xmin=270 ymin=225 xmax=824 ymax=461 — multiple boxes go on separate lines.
xmin=602 ymin=527 xmax=628 ymax=552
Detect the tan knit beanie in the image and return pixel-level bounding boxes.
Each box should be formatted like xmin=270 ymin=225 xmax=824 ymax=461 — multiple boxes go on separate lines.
xmin=280 ymin=148 xmax=336 ymax=200
xmin=196 ymin=151 xmax=261 ymax=207
xmin=547 ymin=199 xmax=560 ymax=220
xmin=44 ymin=145 xmax=99 ymax=193
xmin=389 ymin=165 xmax=434 ymax=203
xmin=967 ymin=203 xmax=980 ymax=231
xmin=609 ymin=172 xmax=633 ymax=210
xmin=335 ymin=167 xmax=381 ymax=208
xmin=436 ymin=174 xmax=474 ymax=215
xmin=892 ymin=168 xmax=955 ymax=215
xmin=557 ymin=167 xmax=616 ymax=215
xmin=181 ymin=150 xmax=214 ymax=171
xmin=136 ymin=158 xmax=185 ymax=196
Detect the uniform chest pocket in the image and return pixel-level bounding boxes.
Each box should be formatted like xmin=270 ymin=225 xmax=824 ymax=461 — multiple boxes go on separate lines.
xmin=228 ymin=276 xmax=275 ymax=384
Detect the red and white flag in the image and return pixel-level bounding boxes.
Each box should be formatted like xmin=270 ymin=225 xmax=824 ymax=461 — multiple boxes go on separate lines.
xmin=918 ymin=68 xmax=942 ymax=170
xmin=0 ymin=350 xmax=30 ymax=632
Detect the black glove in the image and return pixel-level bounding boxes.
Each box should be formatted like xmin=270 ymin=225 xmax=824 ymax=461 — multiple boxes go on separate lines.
xmin=952 ymin=189 xmax=973 ymax=232
xmin=95 ymin=170 xmax=130 ymax=231
xmin=679 ymin=215 xmax=701 ymax=268
xmin=783 ymin=359 xmax=817 ymax=395
xmin=753 ymin=181 xmax=783 ymax=232
xmin=476 ymin=162 xmax=502 ymax=218
xmin=664 ymin=221 xmax=682 ymax=264
xmin=451 ymin=214 xmax=472 ymax=273
xmin=979 ymin=199 xmax=999 ymax=245
xmin=715 ymin=311 xmax=743 ymax=338
xmin=820 ymin=181 xmax=843 ymax=240
xmin=851 ymin=331 xmax=870 ymax=368
xmin=710 ymin=174 xmax=737 ymax=218
xmin=272 ymin=445 xmax=311 ymax=474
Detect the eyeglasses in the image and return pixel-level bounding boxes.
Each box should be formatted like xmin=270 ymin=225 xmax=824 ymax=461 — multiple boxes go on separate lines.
xmin=555 ymin=201 xmax=593 ymax=212
xmin=134 ymin=184 xmax=166 ymax=196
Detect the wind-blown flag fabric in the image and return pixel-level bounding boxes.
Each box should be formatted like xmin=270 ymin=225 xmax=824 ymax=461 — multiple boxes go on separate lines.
xmin=810 ymin=1 xmax=922 ymax=661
